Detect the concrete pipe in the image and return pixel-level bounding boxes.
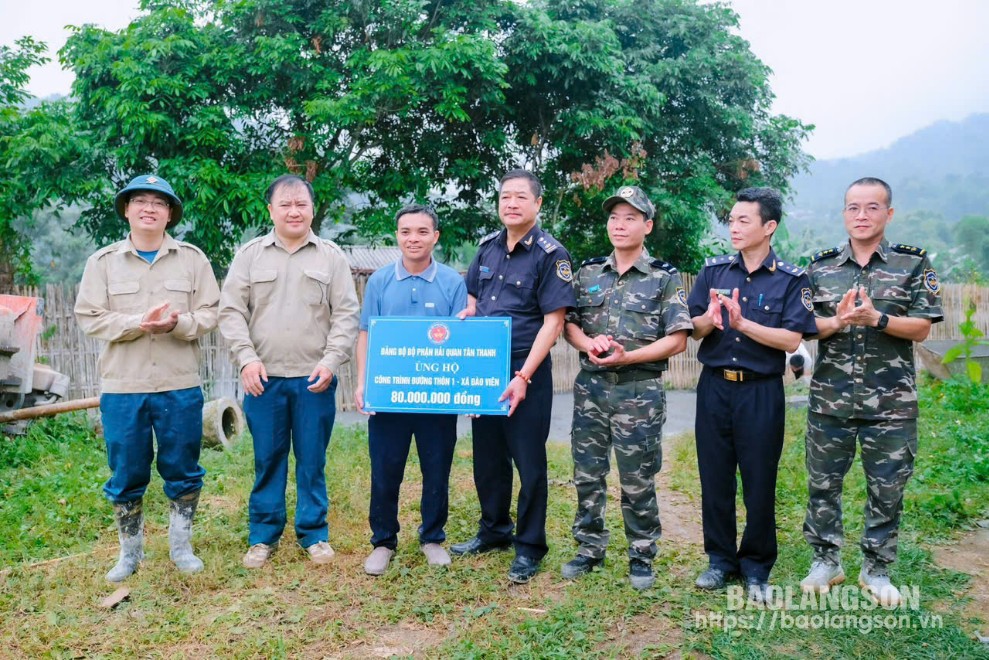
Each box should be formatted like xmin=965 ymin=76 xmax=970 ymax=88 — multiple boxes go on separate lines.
xmin=201 ymin=398 xmax=245 ymax=450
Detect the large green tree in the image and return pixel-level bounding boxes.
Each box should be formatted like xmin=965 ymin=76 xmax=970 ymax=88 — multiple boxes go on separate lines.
xmin=502 ymin=0 xmax=810 ymax=269
xmin=6 ymin=0 xmax=809 ymax=275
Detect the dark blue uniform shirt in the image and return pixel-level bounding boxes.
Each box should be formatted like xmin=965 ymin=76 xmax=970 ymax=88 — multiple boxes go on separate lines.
xmin=466 ymin=225 xmax=576 ymax=353
xmin=687 ymin=249 xmax=818 ymax=375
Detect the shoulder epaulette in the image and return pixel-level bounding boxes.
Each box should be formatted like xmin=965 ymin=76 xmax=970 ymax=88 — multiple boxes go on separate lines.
xmin=318 ymin=237 xmax=346 ymax=256
xmin=773 ymin=260 xmax=806 ymax=277
xmin=535 ymin=233 xmax=560 ymax=254
xmin=92 ymin=242 xmax=122 ymax=260
xmin=649 ymin=259 xmax=678 ymax=274
xmin=580 ymin=256 xmax=607 ymax=267
xmin=704 ymin=254 xmax=733 ymax=267
xmin=811 ymin=247 xmax=840 ymax=263
xmin=174 ymin=240 xmax=208 ymax=258
xmin=891 ymin=243 xmax=926 ymax=257
xmin=239 ymin=235 xmax=267 ymax=250
xmin=479 ymin=230 xmax=501 ymax=245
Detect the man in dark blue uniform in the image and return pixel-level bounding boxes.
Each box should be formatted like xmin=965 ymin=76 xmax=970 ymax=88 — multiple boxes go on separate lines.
xmin=452 ymin=169 xmax=576 ymax=584
xmin=687 ymin=187 xmax=818 ymax=604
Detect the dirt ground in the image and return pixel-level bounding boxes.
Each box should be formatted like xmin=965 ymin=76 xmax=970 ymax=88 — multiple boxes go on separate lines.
xmin=933 ymin=523 xmax=989 ymax=639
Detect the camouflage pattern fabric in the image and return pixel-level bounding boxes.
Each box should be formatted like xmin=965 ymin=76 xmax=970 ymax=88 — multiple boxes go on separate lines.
xmin=803 ymin=411 xmax=917 ymax=570
xmin=807 ymin=239 xmax=942 ymax=421
xmin=566 ymin=252 xmax=693 ymax=374
xmin=571 ymin=369 xmax=666 ymax=560
xmin=567 ymin=251 xmax=692 ymax=560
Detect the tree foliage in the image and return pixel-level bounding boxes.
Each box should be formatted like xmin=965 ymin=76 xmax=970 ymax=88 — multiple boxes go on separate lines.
xmin=5 ymin=0 xmax=809 ymax=275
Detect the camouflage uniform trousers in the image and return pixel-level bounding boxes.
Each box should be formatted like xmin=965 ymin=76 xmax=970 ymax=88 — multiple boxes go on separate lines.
xmin=803 ymin=410 xmax=917 ymax=570
xmin=570 ymin=369 xmax=666 ymax=561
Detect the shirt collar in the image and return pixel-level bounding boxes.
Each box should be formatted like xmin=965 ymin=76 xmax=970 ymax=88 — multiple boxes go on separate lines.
xmin=503 ymin=225 xmax=541 ymax=251
xmin=728 ymin=248 xmax=780 ymax=274
xmin=837 ymin=237 xmax=890 ymax=264
xmin=120 ymin=232 xmax=177 ymax=257
xmin=394 ymin=257 xmax=437 ymax=282
xmin=603 ymin=249 xmax=652 ymax=274
xmin=262 ymin=229 xmax=319 ymax=250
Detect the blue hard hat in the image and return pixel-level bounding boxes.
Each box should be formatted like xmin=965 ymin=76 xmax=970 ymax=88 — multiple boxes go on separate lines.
xmin=114 ymin=174 xmax=183 ymax=227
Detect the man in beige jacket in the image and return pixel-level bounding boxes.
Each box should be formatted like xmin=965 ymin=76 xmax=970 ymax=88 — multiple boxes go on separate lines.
xmin=219 ymin=174 xmax=360 ymax=569
xmin=75 ymin=174 xmax=220 ymax=582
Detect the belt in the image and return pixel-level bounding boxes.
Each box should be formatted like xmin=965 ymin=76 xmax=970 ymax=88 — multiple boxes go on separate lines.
xmin=594 ymin=369 xmax=662 ymax=384
xmin=716 ymin=368 xmax=775 ymax=383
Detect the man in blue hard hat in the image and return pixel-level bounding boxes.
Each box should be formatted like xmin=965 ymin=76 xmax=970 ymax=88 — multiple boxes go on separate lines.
xmin=75 ymin=174 xmax=220 ymax=581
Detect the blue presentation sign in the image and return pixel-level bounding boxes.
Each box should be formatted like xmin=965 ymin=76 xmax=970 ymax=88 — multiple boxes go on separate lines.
xmin=363 ymin=316 xmax=512 ymax=415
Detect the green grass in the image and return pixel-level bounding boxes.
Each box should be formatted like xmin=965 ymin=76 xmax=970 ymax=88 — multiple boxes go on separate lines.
xmin=1 ymin=380 xmax=988 ymax=658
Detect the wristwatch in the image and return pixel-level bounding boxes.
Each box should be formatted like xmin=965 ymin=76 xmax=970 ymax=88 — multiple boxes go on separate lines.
xmin=876 ymin=313 xmax=890 ymax=331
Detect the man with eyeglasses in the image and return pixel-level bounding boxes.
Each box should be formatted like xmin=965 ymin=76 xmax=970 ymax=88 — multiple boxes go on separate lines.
xmin=75 ymin=174 xmax=220 ymax=581
xmin=800 ymin=177 xmax=942 ymax=606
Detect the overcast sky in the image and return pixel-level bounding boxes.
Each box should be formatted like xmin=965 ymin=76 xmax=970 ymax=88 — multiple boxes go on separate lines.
xmin=4 ymin=0 xmax=989 ymax=160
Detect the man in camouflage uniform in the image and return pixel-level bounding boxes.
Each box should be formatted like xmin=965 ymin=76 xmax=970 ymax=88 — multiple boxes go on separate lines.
xmin=801 ymin=177 xmax=942 ymax=607
xmin=562 ymin=186 xmax=692 ymax=590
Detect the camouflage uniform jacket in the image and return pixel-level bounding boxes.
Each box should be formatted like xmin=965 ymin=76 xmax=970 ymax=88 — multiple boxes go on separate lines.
xmin=566 ymin=251 xmax=693 ymax=374
xmin=807 ymin=238 xmax=943 ymax=420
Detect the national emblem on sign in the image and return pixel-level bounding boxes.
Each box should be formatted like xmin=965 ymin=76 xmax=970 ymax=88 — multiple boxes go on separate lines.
xmin=428 ymin=322 xmax=450 ymax=345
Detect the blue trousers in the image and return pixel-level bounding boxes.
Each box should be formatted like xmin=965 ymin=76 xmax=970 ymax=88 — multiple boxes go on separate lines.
xmin=243 ymin=376 xmax=337 ymax=548
xmin=368 ymin=412 xmax=458 ymax=549
xmin=470 ymin=357 xmax=552 ymax=560
xmin=695 ymin=367 xmax=785 ymax=580
xmin=100 ymin=387 xmax=206 ymax=503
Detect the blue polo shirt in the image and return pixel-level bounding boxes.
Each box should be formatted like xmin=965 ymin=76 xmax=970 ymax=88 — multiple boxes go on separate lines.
xmin=360 ymin=258 xmax=468 ymax=329
xmin=686 ymin=249 xmax=818 ymax=375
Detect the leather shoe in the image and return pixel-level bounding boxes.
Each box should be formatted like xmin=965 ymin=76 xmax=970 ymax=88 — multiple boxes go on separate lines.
xmin=508 ymin=555 xmax=541 ymax=583
xmin=695 ymin=567 xmax=738 ymax=590
xmin=450 ymin=536 xmax=512 ymax=556
xmin=745 ymin=576 xmax=771 ymax=606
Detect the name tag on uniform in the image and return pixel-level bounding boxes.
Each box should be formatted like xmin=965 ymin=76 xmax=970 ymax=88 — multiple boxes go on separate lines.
xmin=480 ymin=266 xmax=490 ymax=273
xmin=425 ymin=302 xmax=435 ymax=308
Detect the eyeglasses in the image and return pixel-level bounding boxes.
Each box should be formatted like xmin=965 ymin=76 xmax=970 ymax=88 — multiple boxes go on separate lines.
xmin=843 ymin=204 xmax=888 ymax=215
xmin=129 ymin=197 xmax=171 ymax=211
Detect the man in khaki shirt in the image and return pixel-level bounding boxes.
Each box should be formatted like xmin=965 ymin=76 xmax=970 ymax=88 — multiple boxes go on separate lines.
xmin=219 ymin=174 xmax=360 ymax=569
xmin=75 ymin=174 xmax=220 ymax=582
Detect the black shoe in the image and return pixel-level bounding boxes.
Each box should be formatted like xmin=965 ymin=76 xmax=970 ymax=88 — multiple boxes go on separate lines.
xmin=561 ymin=554 xmax=604 ymax=579
xmin=628 ymin=558 xmax=655 ymax=590
xmin=745 ymin=576 xmax=770 ymax=606
xmin=695 ymin=567 xmax=738 ymax=590
xmin=508 ymin=555 xmax=541 ymax=583
xmin=450 ymin=536 xmax=512 ymax=556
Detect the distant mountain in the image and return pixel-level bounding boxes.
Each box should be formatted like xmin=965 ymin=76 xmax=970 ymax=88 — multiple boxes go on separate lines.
xmin=786 ymin=114 xmax=989 ymax=245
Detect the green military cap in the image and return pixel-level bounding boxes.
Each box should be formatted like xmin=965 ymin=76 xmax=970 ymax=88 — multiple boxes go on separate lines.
xmin=602 ymin=185 xmax=655 ymax=220
xmin=114 ymin=174 xmax=184 ymax=228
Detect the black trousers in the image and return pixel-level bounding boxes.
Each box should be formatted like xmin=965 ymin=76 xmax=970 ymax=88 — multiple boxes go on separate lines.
xmin=695 ymin=367 xmax=785 ymax=580
xmin=470 ymin=357 xmax=553 ymax=560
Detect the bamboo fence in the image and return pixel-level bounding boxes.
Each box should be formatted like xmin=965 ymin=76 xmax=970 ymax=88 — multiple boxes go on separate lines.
xmin=11 ymin=276 xmax=987 ymax=411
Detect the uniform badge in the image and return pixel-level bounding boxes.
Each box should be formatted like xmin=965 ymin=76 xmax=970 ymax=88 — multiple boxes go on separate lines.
xmin=147 ymin=176 xmax=158 ymax=183
xmin=588 ymin=285 xmax=601 ymax=293
xmin=556 ymin=260 xmax=573 ymax=282
xmin=676 ymin=287 xmax=687 ymax=307
xmin=428 ymin=323 xmax=450 ymax=345
xmin=620 ymin=186 xmax=635 ymax=198
xmin=801 ymin=288 xmax=813 ymax=311
xmin=923 ymin=268 xmax=941 ymax=295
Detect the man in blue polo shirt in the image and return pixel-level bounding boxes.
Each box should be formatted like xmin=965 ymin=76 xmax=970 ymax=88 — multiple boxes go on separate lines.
xmin=354 ymin=204 xmax=468 ymax=575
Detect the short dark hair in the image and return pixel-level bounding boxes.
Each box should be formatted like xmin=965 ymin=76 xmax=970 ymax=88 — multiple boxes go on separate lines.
xmin=736 ymin=187 xmax=783 ymax=224
xmin=500 ymin=169 xmax=542 ymax=198
xmin=395 ymin=203 xmax=439 ymax=231
xmin=265 ymin=174 xmax=315 ymax=205
xmin=846 ymin=177 xmax=892 ymax=206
